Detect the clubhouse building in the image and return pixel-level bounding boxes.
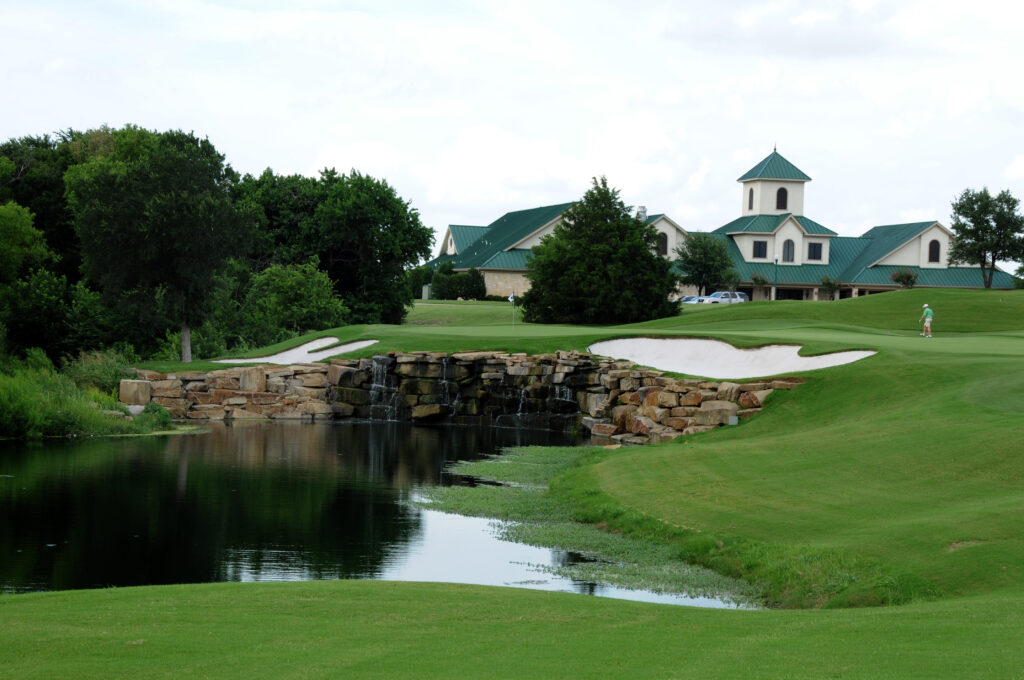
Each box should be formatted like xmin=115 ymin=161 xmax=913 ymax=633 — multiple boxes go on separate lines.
xmin=425 ymin=151 xmax=1015 ymax=300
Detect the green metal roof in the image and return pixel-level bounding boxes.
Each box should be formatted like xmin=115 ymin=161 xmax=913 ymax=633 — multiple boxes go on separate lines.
xmin=713 ymin=213 xmax=836 ymax=236
xmin=837 ymin=222 xmax=937 ymax=283
xmin=708 ymin=223 xmax=1016 ymax=289
xmin=451 ymin=203 xmax=572 ymax=269
xmin=737 ymin=151 xmax=811 ymax=182
xmin=421 ymin=253 xmax=454 ymax=270
xmin=447 ymin=224 xmax=488 ymax=254
xmin=480 ymin=248 xmax=532 ymax=270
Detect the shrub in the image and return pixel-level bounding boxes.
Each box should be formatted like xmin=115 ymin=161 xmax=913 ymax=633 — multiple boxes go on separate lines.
xmin=240 ymin=259 xmax=348 ymax=347
xmin=820 ymin=277 xmax=843 ymax=300
xmin=0 ymin=364 xmax=140 ymax=439
xmin=61 ymin=349 xmax=135 ymax=395
xmin=890 ymin=269 xmax=918 ymax=289
xmin=135 ymin=401 xmax=172 ymax=431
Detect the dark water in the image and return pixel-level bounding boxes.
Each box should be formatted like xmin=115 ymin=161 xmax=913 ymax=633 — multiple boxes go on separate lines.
xmin=0 ymin=421 xmax=743 ymax=607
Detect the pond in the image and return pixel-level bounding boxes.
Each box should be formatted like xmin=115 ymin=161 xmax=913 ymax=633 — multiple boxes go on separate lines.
xmin=0 ymin=421 xmax=741 ymax=607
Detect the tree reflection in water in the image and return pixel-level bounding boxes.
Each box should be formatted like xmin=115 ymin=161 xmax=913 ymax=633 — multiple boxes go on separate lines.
xmin=0 ymin=421 xmax=581 ymax=593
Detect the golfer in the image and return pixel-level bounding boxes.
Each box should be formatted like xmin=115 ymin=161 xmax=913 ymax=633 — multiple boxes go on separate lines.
xmin=919 ymin=303 xmax=934 ymax=337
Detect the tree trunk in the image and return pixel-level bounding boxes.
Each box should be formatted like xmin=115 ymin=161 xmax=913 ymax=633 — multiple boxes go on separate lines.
xmin=181 ymin=322 xmax=192 ymax=363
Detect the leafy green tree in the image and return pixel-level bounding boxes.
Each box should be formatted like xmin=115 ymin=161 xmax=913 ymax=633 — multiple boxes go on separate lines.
xmin=719 ymin=269 xmax=741 ymax=293
xmin=241 ymin=259 xmax=348 ymax=346
xmin=235 ymin=169 xmax=322 ymax=270
xmin=521 ymin=177 xmax=678 ymax=324
xmin=462 ymin=267 xmax=487 ymax=299
xmin=429 ymin=261 xmax=458 ymax=299
xmin=949 ymin=187 xmax=1024 ymax=288
xmin=65 ymin=127 xmax=255 ymax=362
xmin=0 ymin=132 xmax=85 ymax=283
xmin=674 ymin=232 xmax=733 ymax=296
xmin=0 ymin=268 xmax=70 ymax=359
xmin=406 ymin=264 xmax=435 ymax=299
xmin=0 ymin=201 xmax=52 ymax=283
xmin=310 ymin=170 xmax=433 ymax=324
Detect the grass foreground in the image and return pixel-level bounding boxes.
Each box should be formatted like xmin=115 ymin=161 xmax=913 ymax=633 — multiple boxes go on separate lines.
xmin=4 ymin=289 xmax=1024 ymax=678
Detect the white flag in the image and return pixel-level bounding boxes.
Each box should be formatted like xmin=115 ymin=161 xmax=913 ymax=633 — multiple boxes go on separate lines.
xmin=508 ymin=292 xmax=515 ymax=302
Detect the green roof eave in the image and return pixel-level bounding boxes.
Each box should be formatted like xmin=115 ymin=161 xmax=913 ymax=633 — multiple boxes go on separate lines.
xmin=713 ymin=214 xmax=836 ymax=236
xmin=737 ymin=151 xmax=811 ymax=182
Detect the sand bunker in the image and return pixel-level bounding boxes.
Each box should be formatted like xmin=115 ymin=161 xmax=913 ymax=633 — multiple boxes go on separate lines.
xmin=213 ymin=338 xmax=378 ymax=365
xmin=588 ymin=338 xmax=874 ymax=380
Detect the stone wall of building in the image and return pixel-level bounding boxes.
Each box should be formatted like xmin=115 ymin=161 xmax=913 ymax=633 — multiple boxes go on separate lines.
xmin=119 ymin=351 xmax=802 ymax=445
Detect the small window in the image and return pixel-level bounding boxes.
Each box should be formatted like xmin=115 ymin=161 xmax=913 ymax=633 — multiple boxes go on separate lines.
xmin=776 ymin=187 xmax=788 ymax=210
xmin=656 ymin=232 xmax=668 ymax=256
xmin=928 ymin=239 xmax=940 ymax=263
xmin=753 ymin=240 xmax=767 ymax=258
xmin=783 ymin=239 xmax=795 ymax=262
xmin=748 ymin=188 xmax=754 ymax=210
xmin=807 ymin=242 xmax=822 ymax=261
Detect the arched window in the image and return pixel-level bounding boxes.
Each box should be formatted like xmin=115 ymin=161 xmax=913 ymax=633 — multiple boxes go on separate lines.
xmin=776 ymin=187 xmax=788 ymax=210
xmin=656 ymin=232 xmax=668 ymax=257
xmin=928 ymin=239 xmax=940 ymax=263
xmin=782 ymin=239 xmax=795 ymax=262
xmin=748 ymin=188 xmax=753 ymax=210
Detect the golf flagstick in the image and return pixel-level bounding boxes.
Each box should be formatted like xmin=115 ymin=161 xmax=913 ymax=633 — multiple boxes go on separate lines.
xmin=509 ymin=292 xmax=515 ymax=327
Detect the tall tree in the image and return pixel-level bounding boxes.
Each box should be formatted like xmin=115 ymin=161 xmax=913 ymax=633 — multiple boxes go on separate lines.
xmin=0 ymin=133 xmax=82 ymax=282
xmin=674 ymin=232 xmax=733 ymax=296
xmin=948 ymin=187 xmax=1024 ymax=288
xmin=311 ymin=170 xmax=433 ymax=324
xmin=521 ymin=177 xmax=678 ymax=324
xmin=0 ymin=201 xmax=52 ymax=283
xmin=65 ymin=127 xmax=254 ymax=362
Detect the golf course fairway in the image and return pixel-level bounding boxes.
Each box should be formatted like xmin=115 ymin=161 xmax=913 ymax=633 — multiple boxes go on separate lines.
xmin=3 ymin=289 xmax=1023 ymax=678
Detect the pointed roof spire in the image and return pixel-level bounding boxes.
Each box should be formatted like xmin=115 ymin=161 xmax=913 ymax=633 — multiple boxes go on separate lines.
xmin=737 ymin=150 xmax=811 ymax=182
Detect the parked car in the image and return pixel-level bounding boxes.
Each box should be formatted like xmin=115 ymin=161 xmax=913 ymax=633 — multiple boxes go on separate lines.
xmin=679 ymin=295 xmax=701 ymax=304
xmin=699 ymin=291 xmax=749 ymax=304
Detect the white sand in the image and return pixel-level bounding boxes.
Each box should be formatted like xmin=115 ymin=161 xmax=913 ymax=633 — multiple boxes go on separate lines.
xmin=213 ymin=338 xmax=378 ymax=365
xmin=588 ymin=337 xmax=874 ymax=380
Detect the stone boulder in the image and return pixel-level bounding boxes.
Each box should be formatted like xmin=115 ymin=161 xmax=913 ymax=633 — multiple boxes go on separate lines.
xmin=119 ymin=380 xmax=152 ymax=405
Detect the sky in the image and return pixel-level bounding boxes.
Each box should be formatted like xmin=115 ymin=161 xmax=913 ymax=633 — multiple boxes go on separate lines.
xmin=4 ymin=0 xmax=1024 ymax=262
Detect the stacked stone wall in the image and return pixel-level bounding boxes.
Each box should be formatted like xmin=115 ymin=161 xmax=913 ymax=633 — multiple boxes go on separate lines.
xmin=119 ymin=351 xmax=802 ymax=445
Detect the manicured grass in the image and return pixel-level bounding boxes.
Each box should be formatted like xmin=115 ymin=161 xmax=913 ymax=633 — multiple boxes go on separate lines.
xmin=2 ymin=581 xmax=1022 ymax=679
xmin=9 ymin=288 xmax=1024 ymax=677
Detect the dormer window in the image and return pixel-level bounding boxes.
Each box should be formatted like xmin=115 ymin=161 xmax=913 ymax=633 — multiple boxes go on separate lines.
xmin=782 ymin=239 xmax=795 ymax=262
xmin=807 ymin=242 xmax=822 ymax=261
xmin=776 ymin=187 xmax=788 ymax=210
xmin=748 ymin=188 xmax=753 ymax=210
xmin=928 ymin=239 xmax=940 ymax=263
xmin=753 ymin=240 xmax=767 ymax=258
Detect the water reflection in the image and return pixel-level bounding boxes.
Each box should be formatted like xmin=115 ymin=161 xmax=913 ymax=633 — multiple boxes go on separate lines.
xmin=0 ymin=421 xmax=579 ymax=593
xmin=0 ymin=422 xmax=745 ymax=608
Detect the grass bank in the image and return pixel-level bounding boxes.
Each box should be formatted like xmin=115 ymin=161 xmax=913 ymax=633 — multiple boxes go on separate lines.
xmin=418 ymin=446 xmax=760 ymax=605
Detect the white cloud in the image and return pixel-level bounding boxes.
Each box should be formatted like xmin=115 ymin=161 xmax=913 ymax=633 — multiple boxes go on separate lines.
xmin=1006 ymin=156 xmax=1024 ymax=182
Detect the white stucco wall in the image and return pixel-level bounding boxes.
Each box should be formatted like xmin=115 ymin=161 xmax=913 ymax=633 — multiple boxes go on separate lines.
xmin=875 ymin=224 xmax=950 ymax=268
xmin=774 ymin=219 xmax=806 ymax=265
xmin=733 ymin=234 xmax=773 ymax=262
xmin=741 ymin=180 xmax=806 ymax=216
xmin=650 ymin=216 xmax=688 ymax=256
xmin=512 ymin=218 xmax=563 ymax=250
xmin=804 ymin=237 xmax=831 ymax=264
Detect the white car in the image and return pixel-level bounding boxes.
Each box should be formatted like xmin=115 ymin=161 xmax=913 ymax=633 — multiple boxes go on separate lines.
xmin=699 ymin=291 xmax=749 ymax=304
